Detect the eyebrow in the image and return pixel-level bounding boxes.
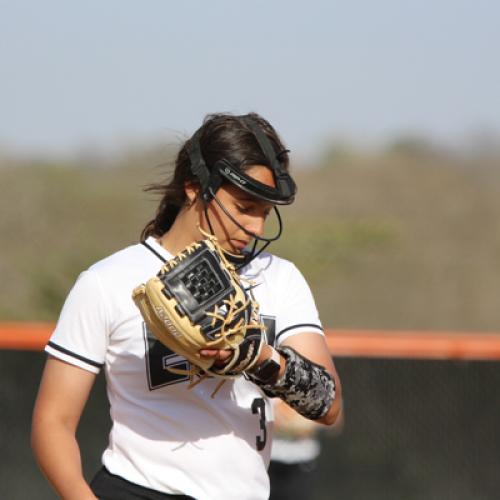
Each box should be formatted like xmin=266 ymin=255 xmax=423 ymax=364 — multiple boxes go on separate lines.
xmin=236 ymin=195 xmax=260 ymax=203
xmin=235 ymin=194 xmax=274 ymax=207
xmin=226 ymin=184 xmax=274 ymax=207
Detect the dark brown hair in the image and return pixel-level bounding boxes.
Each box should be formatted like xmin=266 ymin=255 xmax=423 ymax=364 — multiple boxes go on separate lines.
xmin=140 ymin=112 xmax=289 ymax=240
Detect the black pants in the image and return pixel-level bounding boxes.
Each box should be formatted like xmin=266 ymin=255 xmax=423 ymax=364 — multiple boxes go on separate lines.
xmin=90 ymin=467 xmax=195 ymax=500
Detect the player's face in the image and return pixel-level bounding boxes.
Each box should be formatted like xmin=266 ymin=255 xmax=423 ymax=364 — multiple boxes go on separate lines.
xmin=203 ymin=165 xmax=275 ymax=254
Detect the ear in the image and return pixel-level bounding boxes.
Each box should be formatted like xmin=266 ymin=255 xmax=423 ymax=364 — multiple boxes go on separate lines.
xmin=184 ymin=182 xmax=200 ymax=205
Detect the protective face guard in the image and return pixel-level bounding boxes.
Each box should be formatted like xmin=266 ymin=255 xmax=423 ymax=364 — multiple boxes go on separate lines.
xmin=207 ymin=199 xmax=284 ymax=268
xmin=188 ymin=115 xmax=297 ymax=267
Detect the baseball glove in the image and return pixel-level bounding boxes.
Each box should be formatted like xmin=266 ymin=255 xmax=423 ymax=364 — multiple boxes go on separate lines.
xmin=132 ymin=234 xmax=265 ymax=385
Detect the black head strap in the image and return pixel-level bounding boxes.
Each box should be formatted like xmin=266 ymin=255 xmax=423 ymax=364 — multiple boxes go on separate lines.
xmin=187 ymin=128 xmax=213 ymax=202
xmin=187 ymin=115 xmax=296 ymax=205
xmin=238 ymin=116 xmax=296 ymax=204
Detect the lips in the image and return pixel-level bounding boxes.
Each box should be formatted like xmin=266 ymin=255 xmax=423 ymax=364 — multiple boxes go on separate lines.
xmin=230 ymin=239 xmax=249 ymax=250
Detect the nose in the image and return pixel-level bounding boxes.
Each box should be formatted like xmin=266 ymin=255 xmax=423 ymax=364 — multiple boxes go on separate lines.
xmin=245 ymin=215 xmax=266 ymax=238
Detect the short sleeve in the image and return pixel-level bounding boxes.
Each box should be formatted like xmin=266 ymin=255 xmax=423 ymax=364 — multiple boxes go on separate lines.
xmin=45 ymin=270 xmax=109 ymax=373
xmin=275 ymin=263 xmax=323 ymax=345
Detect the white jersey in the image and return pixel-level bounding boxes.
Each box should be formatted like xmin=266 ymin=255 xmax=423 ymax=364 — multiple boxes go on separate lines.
xmin=46 ymin=236 xmax=323 ymax=500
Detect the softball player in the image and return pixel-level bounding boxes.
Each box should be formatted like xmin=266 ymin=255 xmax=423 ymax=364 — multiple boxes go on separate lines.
xmin=32 ymin=113 xmax=342 ymax=500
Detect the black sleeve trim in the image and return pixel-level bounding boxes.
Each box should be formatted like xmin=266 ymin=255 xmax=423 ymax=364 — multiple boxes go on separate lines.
xmin=47 ymin=341 xmax=104 ymax=368
xmin=276 ymin=323 xmax=323 ymax=341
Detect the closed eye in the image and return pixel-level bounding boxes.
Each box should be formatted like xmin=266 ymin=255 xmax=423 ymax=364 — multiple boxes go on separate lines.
xmin=236 ymin=204 xmax=252 ymax=214
xmin=236 ymin=204 xmax=272 ymax=219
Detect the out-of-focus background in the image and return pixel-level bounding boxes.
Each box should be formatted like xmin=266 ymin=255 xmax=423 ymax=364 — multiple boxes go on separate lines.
xmin=1 ymin=1 xmax=499 ymax=499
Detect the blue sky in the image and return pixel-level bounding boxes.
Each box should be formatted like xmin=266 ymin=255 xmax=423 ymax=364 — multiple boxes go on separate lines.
xmin=2 ymin=0 xmax=499 ymax=158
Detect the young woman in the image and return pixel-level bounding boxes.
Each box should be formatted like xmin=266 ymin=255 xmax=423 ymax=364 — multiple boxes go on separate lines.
xmin=31 ymin=112 xmax=342 ymax=500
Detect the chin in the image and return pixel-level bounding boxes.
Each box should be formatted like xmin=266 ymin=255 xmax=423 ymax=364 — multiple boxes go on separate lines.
xmin=227 ymin=246 xmax=243 ymax=256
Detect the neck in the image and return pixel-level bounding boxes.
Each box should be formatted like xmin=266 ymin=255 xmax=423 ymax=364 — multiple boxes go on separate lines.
xmin=158 ymin=206 xmax=202 ymax=255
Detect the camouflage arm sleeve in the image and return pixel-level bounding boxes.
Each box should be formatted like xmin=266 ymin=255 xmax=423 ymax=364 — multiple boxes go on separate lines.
xmin=252 ymin=346 xmax=336 ymax=420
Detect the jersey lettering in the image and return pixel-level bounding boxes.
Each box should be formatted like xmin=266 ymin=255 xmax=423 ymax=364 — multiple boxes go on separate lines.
xmin=260 ymin=315 xmax=276 ymax=347
xmin=142 ymin=315 xmax=275 ymax=390
xmin=143 ymin=324 xmax=190 ymax=390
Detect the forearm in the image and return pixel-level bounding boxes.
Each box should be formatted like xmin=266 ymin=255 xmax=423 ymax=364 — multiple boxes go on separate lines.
xmin=31 ymin=418 xmax=96 ymax=500
xmin=248 ymin=345 xmax=341 ymax=425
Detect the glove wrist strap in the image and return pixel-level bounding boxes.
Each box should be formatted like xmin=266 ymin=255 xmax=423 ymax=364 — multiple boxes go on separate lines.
xmin=246 ymin=346 xmax=282 ymax=384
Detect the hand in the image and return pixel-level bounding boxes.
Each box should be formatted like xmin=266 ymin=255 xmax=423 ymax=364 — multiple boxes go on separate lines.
xmin=199 ymin=349 xmax=233 ymax=367
xmin=201 ymin=345 xmax=281 ymax=374
xmin=200 ymin=344 xmax=273 ymax=367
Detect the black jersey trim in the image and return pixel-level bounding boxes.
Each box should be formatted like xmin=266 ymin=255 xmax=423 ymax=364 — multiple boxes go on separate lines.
xmin=141 ymin=240 xmax=167 ymax=263
xmin=276 ymin=323 xmax=324 ymax=340
xmin=47 ymin=341 xmax=104 ymax=368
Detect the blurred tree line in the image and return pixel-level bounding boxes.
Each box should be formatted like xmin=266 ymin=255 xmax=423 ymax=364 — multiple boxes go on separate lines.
xmin=1 ymin=136 xmax=499 ymax=331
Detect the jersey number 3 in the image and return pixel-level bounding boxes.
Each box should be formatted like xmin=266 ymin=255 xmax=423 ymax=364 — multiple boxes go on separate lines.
xmin=252 ymin=397 xmax=267 ymax=451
